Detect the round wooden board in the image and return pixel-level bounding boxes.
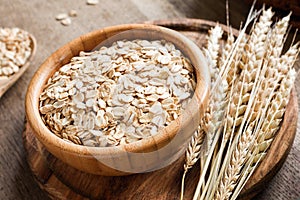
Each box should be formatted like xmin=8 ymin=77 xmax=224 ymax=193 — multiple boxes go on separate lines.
xmin=23 ymin=18 xmax=298 ymax=200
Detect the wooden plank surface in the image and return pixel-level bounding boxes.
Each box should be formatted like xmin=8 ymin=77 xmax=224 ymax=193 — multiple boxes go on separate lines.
xmin=0 ymin=0 xmax=299 ymax=200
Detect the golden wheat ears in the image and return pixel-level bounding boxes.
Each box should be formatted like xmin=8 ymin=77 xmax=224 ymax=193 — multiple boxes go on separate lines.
xmin=181 ymin=6 xmax=299 ymax=200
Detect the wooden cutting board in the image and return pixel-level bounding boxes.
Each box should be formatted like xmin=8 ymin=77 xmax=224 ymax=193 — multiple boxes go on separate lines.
xmin=23 ymin=18 xmax=298 ymax=200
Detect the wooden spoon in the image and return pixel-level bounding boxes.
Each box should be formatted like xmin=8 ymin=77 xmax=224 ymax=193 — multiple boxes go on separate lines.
xmin=0 ymin=34 xmax=36 ymax=98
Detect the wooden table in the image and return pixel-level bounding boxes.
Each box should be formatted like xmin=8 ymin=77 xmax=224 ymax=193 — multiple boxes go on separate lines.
xmin=0 ymin=1 xmax=299 ymax=199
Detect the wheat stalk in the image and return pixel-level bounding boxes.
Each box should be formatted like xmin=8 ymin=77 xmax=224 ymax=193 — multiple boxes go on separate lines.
xmin=180 ymin=25 xmax=225 ymax=200
xmin=228 ymin=7 xmax=273 ymax=128
xmin=213 ymin=13 xmax=296 ymax=200
xmin=213 ymin=49 xmax=275 ymax=199
xmin=205 ymin=9 xmax=273 ymax=198
xmin=215 ymin=120 xmax=257 ymax=200
xmin=192 ymin=7 xmax=261 ymax=200
xmin=197 ymin=77 xmax=228 ymax=198
xmin=249 ymin=17 xmax=296 ymax=155
xmin=181 ymin=5 xmax=298 ymax=200
xmin=228 ymin=52 xmax=298 ymax=200
xmin=231 ymin=66 xmax=298 ymax=200
xmin=197 ymin=26 xmax=228 ymax=196
xmin=203 ymin=25 xmax=227 ymax=146
xmin=212 ymin=59 xmax=265 ymax=200
xmin=202 ymin=8 xmax=293 ymax=200
xmin=254 ymin=43 xmax=299 ymax=161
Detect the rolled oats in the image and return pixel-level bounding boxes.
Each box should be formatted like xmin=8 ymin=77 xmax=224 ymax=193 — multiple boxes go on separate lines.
xmin=68 ymin=10 xmax=78 ymax=17
xmin=61 ymin=18 xmax=72 ymax=26
xmin=55 ymin=13 xmax=68 ymax=21
xmin=86 ymin=0 xmax=99 ymax=5
xmin=39 ymin=39 xmax=196 ymax=147
xmin=0 ymin=28 xmax=32 ymax=77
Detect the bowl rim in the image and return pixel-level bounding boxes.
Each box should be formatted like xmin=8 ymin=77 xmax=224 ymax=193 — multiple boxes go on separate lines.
xmin=25 ymin=23 xmax=210 ymax=156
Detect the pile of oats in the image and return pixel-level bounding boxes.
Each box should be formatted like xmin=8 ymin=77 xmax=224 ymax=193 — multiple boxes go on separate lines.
xmin=0 ymin=28 xmax=32 ymax=77
xmin=39 ymin=39 xmax=196 ymax=147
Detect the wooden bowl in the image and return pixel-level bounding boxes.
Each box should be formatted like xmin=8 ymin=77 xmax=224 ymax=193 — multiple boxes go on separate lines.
xmin=25 ymin=24 xmax=210 ymax=176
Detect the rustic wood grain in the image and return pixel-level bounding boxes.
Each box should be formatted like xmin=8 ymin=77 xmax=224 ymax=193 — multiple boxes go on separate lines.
xmin=0 ymin=0 xmax=299 ymax=200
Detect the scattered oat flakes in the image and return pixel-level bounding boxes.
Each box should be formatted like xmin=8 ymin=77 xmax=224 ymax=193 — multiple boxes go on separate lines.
xmin=39 ymin=39 xmax=196 ymax=147
xmin=56 ymin=10 xmax=76 ymax=26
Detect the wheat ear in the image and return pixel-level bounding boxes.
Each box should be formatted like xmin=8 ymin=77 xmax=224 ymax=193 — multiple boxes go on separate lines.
xmin=215 ymin=14 xmax=296 ymax=200
xmin=212 ymin=57 xmax=265 ymax=200
xmin=215 ymin=119 xmax=258 ymax=200
xmin=184 ymin=128 xmax=206 ymax=172
xmin=205 ymin=25 xmax=223 ymax=74
xmin=199 ymin=25 xmax=228 ymax=196
xmin=180 ymin=25 xmax=224 ymax=200
xmin=228 ymin=8 xmax=273 ymax=128
xmin=231 ymin=66 xmax=298 ymax=200
xmin=192 ymin=8 xmax=261 ymax=200
xmin=228 ymin=39 xmax=298 ymax=200
xmin=219 ymin=28 xmax=235 ymax=82
xmin=182 ymin=25 xmax=223 ymax=172
xmin=256 ymin=43 xmax=299 ymax=159
xmin=180 ymin=128 xmax=205 ymax=200
xmin=206 ymin=8 xmax=274 ymax=199
xmin=268 ymin=13 xmax=291 ymax=58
